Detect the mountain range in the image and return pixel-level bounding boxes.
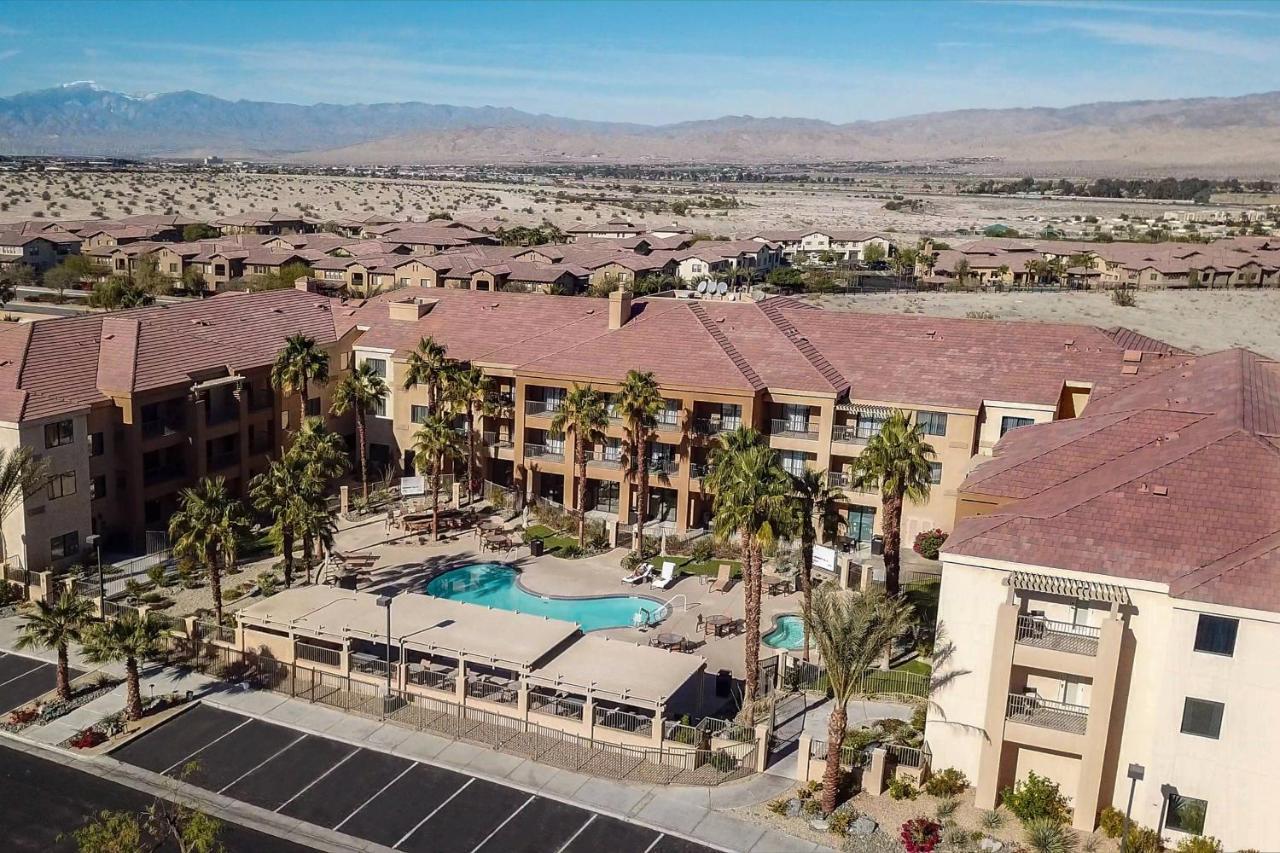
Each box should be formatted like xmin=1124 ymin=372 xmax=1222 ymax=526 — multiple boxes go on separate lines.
xmin=3 ymin=83 xmax=1279 ymax=174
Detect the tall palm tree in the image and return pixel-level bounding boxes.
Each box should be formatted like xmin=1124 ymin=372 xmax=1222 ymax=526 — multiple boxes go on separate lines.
xmin=271 ymin=333 xmax=330 ymax=434
xmin=330 ymin=361 xmax=389 ymax=501
xmin=551 ymin=385 xmax=610 ymax=545
xmin=411 ymin=414 xmax=463 ymax=542
xmin=16 ymin=590 xmax=94 ymax=700
xmin=849 ymin=410 xmax=935 ymax=596
xmin=791 ymin=468 xmax=842 ymax=662
xmin=250 ymin=460 xmax=305 ymax=587
xmin=287 ymin=419 xmax=349 ymax=578
xmin=615 ymin=370 xmax=663 ymax=554
xmin=707 ymin=432 xmax=793 ymax=702
xmin=0 ymin=446 xmax=50 ymax=567
xmin=445 ymin=365 xmax=492 ymax=507
xmin=402 ymin=336 xmax=451 ymax=413
xmin=805 ymin=586 xmax=913 ymax=814
xmin=168 ymin=476 xmax=243 ymax=625
xmin=80 ymin=612 xmax=164 ymax=721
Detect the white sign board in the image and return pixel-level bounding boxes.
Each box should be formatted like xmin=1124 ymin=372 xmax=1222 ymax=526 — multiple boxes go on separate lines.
xmin=813 ymin=544 xmax=837 ymax=573
xmin=399 ymin=476 xmax=425 ymax=497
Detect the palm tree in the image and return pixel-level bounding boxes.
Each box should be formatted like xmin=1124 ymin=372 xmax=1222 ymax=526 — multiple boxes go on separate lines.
xmin=250 ymin=460 xmax=305 ymax=587
xmin=286 ymin=419 xmax=349 ymax=579
xmin=271 ymin=333 xmax=330 ymax=434
xmin=551 ymin=385 xmax=610 ymax=545
xmin=16 ymin=591 xmax=94 ymax=700
xmin=0 ymin=447 xmax=50 ymax=567
xmin=445 ymin=365 xmax=492 ymax=507
xmin=849 ymin=410 xmax=935 ymax=596
xmin=615 ymin=370 xmax=663 ymax=554
xmin=168 ymin=476 xmax=244 ymax=625
xmin=80 ymin=612 xmax=164 ymax=721
xmin=805 ymin=585 xmax=913 ymax=814
xmin=402 ymin=336 xmax=451 ymax=413
xmin=791 ymin=468 xmax=842 ymax=662
xmin=411 ymin=414 xmax=463 ymax=541
xmin=330 ymin=361 xmax=389 ymax=501
xmin=707 ymin=432 xmax=793 ymax=702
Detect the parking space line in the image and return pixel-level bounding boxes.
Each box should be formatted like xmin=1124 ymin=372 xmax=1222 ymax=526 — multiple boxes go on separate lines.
xmin=642 ymin=834 xmax=665 ymax=853
xmin=333 ymin=762 xmax=417 ymax=831
xmin=470 ymin=794 xmax=534 ymax=853
xmin=218 ymin=733 xmax=307 ymax=794
xmin=393 ymin=777 xmax=474 ymax=850
xmin=161 ymin=718 xmax=252 ymax=776
xmin=0 ymin=660 xmax=48 ymax=689
xmin=274 ymin=746 xmax=360 ymax=813
xmin=554 ymin=814 xmax=597 ymax=853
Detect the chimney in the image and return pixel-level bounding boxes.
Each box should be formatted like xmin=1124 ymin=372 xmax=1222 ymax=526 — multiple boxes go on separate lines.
xmin=389 ymin=296 xmax=438 ymax=321
xmin=608 ymin=288 xmax=633 ymax=330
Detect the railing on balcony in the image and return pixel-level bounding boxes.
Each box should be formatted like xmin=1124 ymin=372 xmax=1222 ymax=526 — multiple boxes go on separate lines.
xmin=529 ymin=690 xmax=586 ymax=721
xmin=295 ymin=642 xmax=342 ymax=668
xmin=1005 ymin=693 xmax=1089 ymax=735
xmin=655 ymin=412 xmax=680 ymax=431
xmin=594 ymin=705 xmax=654 ymax=737
xmin=482 ymin=431 xmax=513 ymax=449
xmin=523 ymin=444 xmax=564 ymax=463
xmin=486 ymin=392 xmax=515 ymax=411
xmin=206 ymin=407 xmax=239 ymax=427
xmin=195 ymin=621 xmax=235 ymax=644
xmin=466 ymin=677 xmax=519 ymax=705
xmin=771 ymin=418 xmax=818 ymax=440
xmin=208 ymin=450 xmax=239 ymax=471
xmin=406 ymin=665 xmax=456 ymax=694
xmin=143 ymin=464 xmax=186 ymax=487
xmin=692 ymin=416 xmax=741 ymax=436
xmin=1015 ymin=616 xmax=1101 ymax=656
xmin=650 ymin=458 xmax=679 ymax=476
xmin=832 ymin=424 xmax=873 ymax=444
xmin=524 ymin=400 xmax=559 ymax=416
xmin=828 ymin=470 xmax=849 ymax=489
xmin=689 ymin=463 xmax=709 ymax=480
xmin=141 ymin=419 xmax=185 ymax=439
xmin=585 ymin=450 xmax=622 ymax=469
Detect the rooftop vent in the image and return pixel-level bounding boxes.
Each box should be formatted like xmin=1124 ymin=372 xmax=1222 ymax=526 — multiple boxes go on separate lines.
xmin=1123 ymin=350 xmax=1143 ymax=363
xmin=1064 ymin=338 xmax=1075 ymax=347
xmin=389 ymin=296 xmax=438 ymax=321
xmin=1152 ymin=484 xmax=1169 ymax=496
xmin=1121 ymin=365 xmax=1140 ymax=375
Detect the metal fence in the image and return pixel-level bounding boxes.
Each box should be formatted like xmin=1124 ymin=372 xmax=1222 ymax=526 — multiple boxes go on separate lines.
xmin=1014 ymin=615 xmax=1100 ymax=656
xmin=808 ymin=738 xmax=872 ymax=769
xmin=1005 ymin=693 xmax=1089 ymax=735
xmin=785 ymin=659 xmax=929 ymax=700
xmin=194 ymin=621 xmax=235 ymax=644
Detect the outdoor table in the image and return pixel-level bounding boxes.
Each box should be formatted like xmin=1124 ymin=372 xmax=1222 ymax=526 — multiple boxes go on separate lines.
xmin=705 ymin=615 xmax=732 ymax=637
xmin=656 ymin=632 xmax=686 ymax=650
xmin=764 ymin=576 xmax=792 ymax=596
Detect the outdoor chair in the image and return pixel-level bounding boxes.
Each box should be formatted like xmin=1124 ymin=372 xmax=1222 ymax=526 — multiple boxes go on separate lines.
xmin=650 ymin=561 xmax=677 ymax=590
xmin=622 ymin=562 xmax=654 ymax=585
xmin=710 ymin=563 xmax=733 ymax=593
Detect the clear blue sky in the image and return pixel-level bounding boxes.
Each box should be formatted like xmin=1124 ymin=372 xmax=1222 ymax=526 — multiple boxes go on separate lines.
xmin=2 ymin=0 xmax=1279 ymax=123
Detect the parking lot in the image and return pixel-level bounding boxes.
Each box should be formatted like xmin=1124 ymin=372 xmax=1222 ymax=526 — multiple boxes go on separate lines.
xmin=0 ymin=651 xmax=78 ymax=713
xmin=111 ymin=704 xmax=721 ymax=853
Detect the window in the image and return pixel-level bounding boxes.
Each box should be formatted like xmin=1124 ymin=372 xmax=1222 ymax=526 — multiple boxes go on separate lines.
xmin=779 ymin=450 xmax=807 ymax=477
xmin=1180 ymin=697 xmax=1224 ymax=739
xmin=304 ymin=396 xmax=321 ymax=417
xmin=927 ymin=461 xmax=942 ymax=485
xmin=1193 ymin=614 xmax=1237 ymax=657
xmin=46 ymin=471 xmax=76 ymax=500
xmin=44 ymin=419 xmax=73 ymax=448
xmin=363 ymin=357 xmax=387 ymax=378
xmin=1165 ymin=794 xmax=1208 ymax=835
xmin=374 ymin=397 xmax=387 ymax=418
xmin=917 ymin=411 xmax=948 ymax=436
xmin=90 ymin=474 xmax=107 ymax=501
xmin=658 ymin=400 xmax=679 ymax=427
xmin=50 ymin=531 xmax=79 ymax=561
xmin=411 ymin=405 xmax=429 ymax=424
xmin=855 ymin=411 xmax=886 ymax=440
xmin=88 ymin=431 xmax=104 ymax=457
xmin=1000 ymin=416 xmax=1034 ymax=437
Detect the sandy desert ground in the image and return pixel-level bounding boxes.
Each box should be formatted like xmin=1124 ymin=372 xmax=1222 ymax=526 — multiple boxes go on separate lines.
xmin=0 ymin=170 xmax=1213 ymax=240
xmin=804 ymin=289 xmax=1280 ymax=359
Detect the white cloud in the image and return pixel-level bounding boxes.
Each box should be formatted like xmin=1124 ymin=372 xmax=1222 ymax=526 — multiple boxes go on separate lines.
xmin=0 ymin=49 xmax=20 ymax=62
xmin=1054 ymin=19 xmax=1272 ymax=61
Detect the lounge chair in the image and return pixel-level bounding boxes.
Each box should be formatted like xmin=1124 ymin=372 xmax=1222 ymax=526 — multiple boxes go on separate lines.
xmin=622 ymin=562 xmax=653 ymax=585
xmin=710 ymin=563 xmax=733 ymax=593
xmin=651 ymin=561 xmax=677 ymax=590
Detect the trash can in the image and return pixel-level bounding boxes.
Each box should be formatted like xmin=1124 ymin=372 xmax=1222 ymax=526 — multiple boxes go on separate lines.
xmin=870 ymin=535 xmax=885 ymax=556
xmin=529 ymin=538 xmax=544 ymax=557
xmin=337 ymin=573 xmax=358 ymax=590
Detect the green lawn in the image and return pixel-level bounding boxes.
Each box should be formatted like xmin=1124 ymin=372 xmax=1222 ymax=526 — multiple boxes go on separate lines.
xmin=524 ymin=524 xmax=583 ymax=556
xmin=657 ymin=555 xmax=743 ymax=579
xmin=894 ymin=658 xmax=933 ymax=677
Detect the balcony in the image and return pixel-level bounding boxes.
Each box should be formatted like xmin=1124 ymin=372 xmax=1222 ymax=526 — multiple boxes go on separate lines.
xmin=585 ymin=449 xmax=622 ymax=469
xmin=295 ymin=641 xmax=342 ymax=668
xmin=594 ymin=705 xmax=654 ymax=738
xmin=771 ymin=418 xmax=818 ymax=440
xmin=529 ymin=690 xmax=585 ymax=721
xmin=206 ymin=406 xmax=240 ymax=428
xmin=524 ymin=444 xmax=564 ymax=463
xmin=485 ymin=392 xmax=515 ymax=411
xmin=141 ymin=419 xmax=185 ymax=440
xmin=1005 ymin=693 xmax=1089 ymax=735
xmin=650 ymin=458 xmax=679 ymax=477
xmin=832 ymin=424 xmax=871 ymax=444
xmin=406 ymin=665 xmax=456 ymax=694
xmin=691 ymin=417 xmax=740 ymax=437
xmin=524 ymin=400 xmax=559 ymax=417
xmin=208 ymin=450 xmax=239 ymax=472
xmin=482 ymin=431 xmax=513 ymax=450
xmin=142 ymin=464 xmax=185 ymax=487
xmin=689 ymin=462 xmax=709 ymax=480
xmin=1015 ymin=616 xmax=1100 ymax=656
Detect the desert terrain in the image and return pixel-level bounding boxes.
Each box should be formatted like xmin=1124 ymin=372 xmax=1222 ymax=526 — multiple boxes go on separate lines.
xmin=0 ymin=170 xmax=1227 ymax=241
xmin=804 ymin=289 xmax=1280 ymax=359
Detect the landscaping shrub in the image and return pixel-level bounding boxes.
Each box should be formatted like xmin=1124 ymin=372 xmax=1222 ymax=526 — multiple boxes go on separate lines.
xmin=924 ymin=767 xmax=968 ymax=797
xmin=828 ymin=805 xmax=858 ymax=836
xmin=766 ymin=798 xmax=789 ymax=816
xmin=934 ymin=797 xmax=958 ymax=822
xmin=888 ymin=775 xmax=919 ymax=801
xmin=910 ymin=703 xmax=927 ymax=732
xmin=690 ymin=537 xmax=716 ymax=563
xmin=913 ymin=528 xmax=948 ymax=560
xmin=8 ymin=707 xmax=37 ymax=726
xmin=1001 ymin=772 xmax=1071 ymax=825
xmin=1121 ymin=824 xmax=1164 ymax=853
xmin=1111 ymin=286 xmax=1138 ymax=307
xmin=69 ymin=727 xmax=106 ymax=749
xmin=558 ymin=543 xmax=584 ymax=559
xmin=146 ymin=564 xmax=168 ymax=588
xmin=0 ymin=581 xmax=23 ymax=607
xmin=1174 ymin=838 xmax=1222 ymax=853
xmin=1024 ymin=817 xmax=1078 ymax=853
xmin=980 ymin=809 xmax=1006 ymax=831
xmin=1099 ymin=806 xmax=1125 ymax=838
xmin=899 ymin=817 xmax=942 ymax=853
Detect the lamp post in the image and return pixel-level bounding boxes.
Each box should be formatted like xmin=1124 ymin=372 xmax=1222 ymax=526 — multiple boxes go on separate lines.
xmin=86 ymin=534 xmax=102 ymax=617
xmin=375 ymin=594 xmax=392 ymax=692
xmin=1120 ymin=762 xmax=1145 ymax=853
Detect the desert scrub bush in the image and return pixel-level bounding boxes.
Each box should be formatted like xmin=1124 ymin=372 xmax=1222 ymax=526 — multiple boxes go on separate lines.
xmin=1174 ymin=837 xmax=1221 ymax=853
xmin=1111 ymin=286 xmax=1137 ymax=307
xmin=980 ymin=808 xmax=1005 ymax=831
xmin=934 ymin=796 xmax=959 ymax=821
xmin=1098 ymin=806 xmax=1125 ymax=838
xmin=1001 ymin=772 xmax=1071 ymax=825
xmin=888 ymin=775 xmax=919 ymax=800
xmin=1024 ymin=817 xmax=1078 ymax=853
xmin=924 ymin=767 xmax=968 ymax=797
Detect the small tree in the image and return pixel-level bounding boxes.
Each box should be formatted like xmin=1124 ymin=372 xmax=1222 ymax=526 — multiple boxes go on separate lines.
xmin=551 ymin=385 xmax=610 ymax=545
xmin=412 ymin=415 xmax=462 ymax=542
xmin=16 ymin=590 xmax=95 ymax=701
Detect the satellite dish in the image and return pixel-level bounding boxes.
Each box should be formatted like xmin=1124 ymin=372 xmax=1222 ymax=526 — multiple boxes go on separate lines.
xmin=697 ymin=280 xmax=707 ymax=294
xmin=716 ymin=281 xmax=728 ymax=295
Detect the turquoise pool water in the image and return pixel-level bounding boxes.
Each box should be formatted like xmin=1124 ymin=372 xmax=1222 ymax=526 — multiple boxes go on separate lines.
xmin=425 ymin=563 xmax=664 ymax=631
xmin=763 ymin=615 xmax=805 ymax=650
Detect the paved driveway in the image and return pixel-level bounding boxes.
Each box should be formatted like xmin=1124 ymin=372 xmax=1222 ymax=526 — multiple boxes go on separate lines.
xmin=0 ymin=651 xmax=80 ymax=713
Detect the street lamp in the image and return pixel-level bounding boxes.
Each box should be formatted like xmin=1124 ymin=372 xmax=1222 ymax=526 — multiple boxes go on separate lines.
xmin=1120 ymin=763 xmax=1145 ymax=853
xmin=85 ymin=534 xmax=102 ymax=617
xmin=375 ymin=594 xmax=393 ymax=692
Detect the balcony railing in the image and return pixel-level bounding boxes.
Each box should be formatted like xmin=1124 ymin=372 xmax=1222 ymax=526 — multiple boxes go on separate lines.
xmin=523 ymin=444 xmax=564 ymax=463
xmin=771 ymin=418 xmax=818 ymax=440
xmin=594 ymin=706 xmax=654 ymax=737
xmin=466 ymin=677 xmax=519 ymax=705
xmin=832 ymin=424 xmax=874 ymax=444
xmin=142 ymin=464 xmax=186 ymax=487
xmin=295 ymin=642 xmax=342 ymax=668
xmin=1015 ymin=616 xmax=1101 ymax=656
xmin=206 ymin=407 xmax=239 ymax=427
xmin=482 ymin=432 xmax=513 ymax=449
xmin=692 ymin=417 xmax=740 ymax=436
xmin=141 ymin=419 xmax=185 ymax=439
xmin=650 ymin=458 xmax=679 ymax=476
xmin=406 ymin=665 xmax=456 ymax=694
xmin=529 ymin=691 xmax=585 ymax=721
xmin=689 ymin=463 xmax=709 ymax=480
xmin=1005 ymin=693 xmax=1089 ymax=735
xmin=585 ymin=450 xmax=622 ymax=469
xmin=524 ymin=400 xmax=559 ymax=416
xmin=208 ymin=450 xmax=239 ymax=471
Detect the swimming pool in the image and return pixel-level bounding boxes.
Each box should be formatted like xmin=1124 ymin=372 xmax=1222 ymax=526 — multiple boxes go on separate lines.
xmin=425 ymin=563 xmax=665 ymax=632
xmin=762 ymin=614 xmax=805 ymax=650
